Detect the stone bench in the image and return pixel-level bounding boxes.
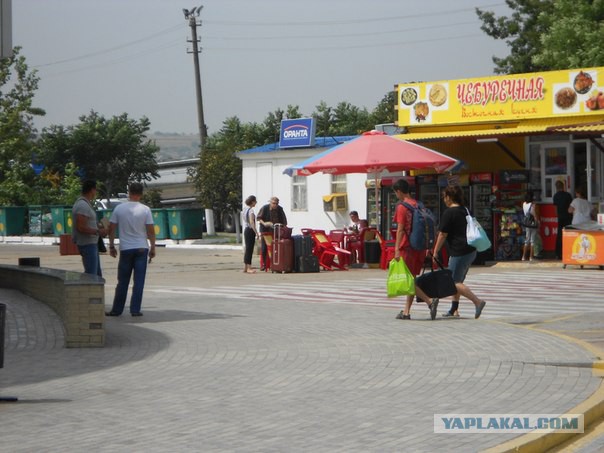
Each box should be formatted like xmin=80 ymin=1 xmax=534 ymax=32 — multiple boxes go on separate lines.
xmin=0 ymin=264 xmax=105 ymax=347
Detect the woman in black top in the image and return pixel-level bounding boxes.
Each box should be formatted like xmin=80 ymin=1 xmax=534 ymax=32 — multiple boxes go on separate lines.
xmin=432 ymin=185 xmax=486 ymax=319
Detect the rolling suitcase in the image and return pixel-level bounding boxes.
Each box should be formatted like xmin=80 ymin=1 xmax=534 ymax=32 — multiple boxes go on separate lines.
xmin=298 ymin=255 xmax=320 ymax=273
xmin=293 ymin=234 xmax=314 ymax=272
xmin=272 ymin=224 xmax=294 ymax=273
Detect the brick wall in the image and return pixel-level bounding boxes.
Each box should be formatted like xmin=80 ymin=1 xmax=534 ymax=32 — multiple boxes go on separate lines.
xmin=0 ymin=265 xmax=105 ymax=347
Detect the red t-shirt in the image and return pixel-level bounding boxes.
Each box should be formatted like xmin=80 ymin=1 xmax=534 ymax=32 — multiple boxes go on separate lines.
xmin=393 ymin=199 xmax=426 ymax=276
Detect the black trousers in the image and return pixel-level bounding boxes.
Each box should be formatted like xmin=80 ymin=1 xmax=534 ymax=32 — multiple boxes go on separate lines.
xmin=556 ymin=222 xmax=570 ymax=259
xmin=244 ymin=227 xmax=256 ymax=265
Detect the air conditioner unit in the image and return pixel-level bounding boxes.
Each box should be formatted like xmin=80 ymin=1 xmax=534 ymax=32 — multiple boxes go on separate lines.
xmin=322 ymin=193 xmax=348 ymax=212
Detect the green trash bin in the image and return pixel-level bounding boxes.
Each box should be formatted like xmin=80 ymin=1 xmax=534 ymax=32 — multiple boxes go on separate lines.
xmin=167 ymin=208 xmax=204 ymax=240
xmin=28 ymin=205 xmax=52 ymax=235
xmin=50 ymin=205 xmax=73 ymax=236
xmin=0 ymin=206 xmax=27 ymax=236
xmin=152 ymin=209 xmax=169 ymax=240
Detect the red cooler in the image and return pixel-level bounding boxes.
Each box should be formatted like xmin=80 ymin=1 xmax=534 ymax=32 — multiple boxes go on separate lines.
xmin=538 ymin=203 xmax=557 ymax=253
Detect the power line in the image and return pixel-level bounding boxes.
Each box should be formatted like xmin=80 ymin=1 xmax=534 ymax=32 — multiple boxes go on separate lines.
xmin=205 ymin=21 xmax=479 ymax=41
xmin=38 ymin=39 xmax=182 ymax=78
xmin=205 ymin=3 xmax=506 ymax=26
xmin=205 ymin=33 xmax=485 ymax=52
xmin=33 ymin=23 xmax=182 ymax=68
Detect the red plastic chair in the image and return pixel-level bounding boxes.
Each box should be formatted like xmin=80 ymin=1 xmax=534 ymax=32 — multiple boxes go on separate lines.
xmin=329 ymin=229 xmax=350 ymax=265
xmin=376 ymin=231 xmax=396 ymax=270
xmin=301 ymin=228 xmax=314 ymax=236
xmin=311 ymin=231 xmax=350 ymax=270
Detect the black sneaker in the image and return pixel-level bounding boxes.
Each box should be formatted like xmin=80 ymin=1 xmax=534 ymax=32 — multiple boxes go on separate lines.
xmin=475 ymin=301 xmax=486 ymax=319
xmin=105 ymin=311 xmax=120 ymax=317
xmin=131 ymin=312 xmax=143 ymax=317
xmin=429 ymin=299 xmax=439 ymax=320
xmin=395 ymin=311 xmax=411 ymax=320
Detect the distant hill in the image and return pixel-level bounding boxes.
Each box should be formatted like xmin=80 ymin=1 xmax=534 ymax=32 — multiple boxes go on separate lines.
xmin=148 ymin=133 xmax=200 ymax=162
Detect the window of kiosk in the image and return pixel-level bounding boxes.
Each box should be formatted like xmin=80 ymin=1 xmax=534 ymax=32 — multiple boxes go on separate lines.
xmin=573 ymin=140 xmax=600 ymax=201
xmin=542 ymin=144 xmax=569 ymax=200
xmin=528 ymin=143 xmax=541 ymax=194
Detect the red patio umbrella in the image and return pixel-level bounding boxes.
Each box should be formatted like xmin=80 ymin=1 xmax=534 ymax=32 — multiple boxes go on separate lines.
xmin=284 ymin=130 xmax=459 ymax=224
xmin=284 ymin=130 xmax=458 ymax=177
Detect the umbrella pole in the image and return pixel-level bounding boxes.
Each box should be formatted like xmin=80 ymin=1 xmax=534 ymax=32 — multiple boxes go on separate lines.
xmin=374 ymin=171 xmax=379 ymax=231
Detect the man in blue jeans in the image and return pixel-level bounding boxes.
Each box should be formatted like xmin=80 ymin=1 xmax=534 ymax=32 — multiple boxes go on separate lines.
xmin=106 ymin=182 xmax=156 ymax=317
xmin=72 ymin=180 xmax=106 ymax=277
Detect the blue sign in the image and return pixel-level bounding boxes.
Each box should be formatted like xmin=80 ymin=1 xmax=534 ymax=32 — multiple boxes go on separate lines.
xmin=279 ymin=118 xmax=316 ymax=149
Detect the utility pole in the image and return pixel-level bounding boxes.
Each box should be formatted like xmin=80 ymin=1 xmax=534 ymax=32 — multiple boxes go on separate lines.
xmin=183 ymin=6 xmax=207 ymax=152
xmin=183 ymin=6 xmax=214 ymax=235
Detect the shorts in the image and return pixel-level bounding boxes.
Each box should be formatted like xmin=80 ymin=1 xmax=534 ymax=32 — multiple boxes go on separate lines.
xmin=400 ymin=246 xmax=426 ymax=276
xmin=525 ymin=227 xmax=538 ymax=245
xmin=448 ymin=250 xmax=477 ymax=283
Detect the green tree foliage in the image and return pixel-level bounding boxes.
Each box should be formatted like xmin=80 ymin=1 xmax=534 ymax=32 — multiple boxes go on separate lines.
xmin=0 ymin=47 xmax=45 ymax=204
xmin=142 ymin=187 xmax=163 ymax=208
xmin=476 ymin=0 xmax=555 ymax=74
xmin=371 ymin=91 xmax=397 ymax=126
xmin=190 ymin=117 xmax=246 ymax=215
xmin=477 ymin=0 xmax=604 ymax=74
xmin=39 ymin=111 xmax=160 ymax=201
xmin=313 ymin=101 xmax=334 ymax=137
xmin=532 ymin=0 xmax=604 ymax=69
xmin=330 ymin=102 xmax=372 ymax=136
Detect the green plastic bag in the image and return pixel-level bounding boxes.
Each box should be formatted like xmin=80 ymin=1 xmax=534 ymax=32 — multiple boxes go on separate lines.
xmin=386 ymin=258 xmax=416 ymax=298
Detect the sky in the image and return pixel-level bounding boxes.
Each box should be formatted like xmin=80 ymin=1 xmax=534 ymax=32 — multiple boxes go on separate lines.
xmin=12 ymin=0 xmax=510 ymax=136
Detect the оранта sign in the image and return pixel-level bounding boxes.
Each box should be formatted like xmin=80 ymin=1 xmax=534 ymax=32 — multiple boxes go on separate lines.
xmin=279 ymin=118 xmax=316 ymax=149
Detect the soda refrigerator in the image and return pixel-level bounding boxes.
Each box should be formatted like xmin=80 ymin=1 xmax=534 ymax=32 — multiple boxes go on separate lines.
xmin=416 ymin=175 xmax=441 ymax=220
xmin=376 ymin=176 xmax=416 ymax=240
xmin=492 ymin=170 xmax=529 ymax=260
xmin=469 ymin=172 xmax=494 ymax=263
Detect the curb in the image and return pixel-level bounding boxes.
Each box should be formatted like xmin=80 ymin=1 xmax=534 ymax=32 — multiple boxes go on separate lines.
xmin=0 ymin=236 xmax=243 ymax=251
xmin=484 ymin=319 xmax=604 ymax=452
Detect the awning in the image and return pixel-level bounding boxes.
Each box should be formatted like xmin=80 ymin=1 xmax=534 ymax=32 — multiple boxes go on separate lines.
xmin=546 ymin=120 xmax=604 ymax=135
xmin=395 ymin=116 xmax=604 ymax=142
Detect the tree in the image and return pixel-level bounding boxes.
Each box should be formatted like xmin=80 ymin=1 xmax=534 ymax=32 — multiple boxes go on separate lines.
xmin=313 ymin=101 xmax=334 ymax=137
xmin=39 ymin=111 xmax=160 ymax=200
xmin=370 ymin=91 xmax=397 ymax=126
xmin=331 ymin=101 xmax=372 ymax=135
xmin=0 ymin=47 xmax=45 ymax=204
xmin=476 ymin=1 xmax=555 ymax=74
xmin=190 ymin=116 xmax=244 ymax=222
xmin=532 ymin=0 xmax=604 ymax=69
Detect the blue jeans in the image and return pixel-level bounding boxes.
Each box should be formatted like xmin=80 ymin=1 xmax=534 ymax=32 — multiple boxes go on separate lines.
xmin=110 ymin=248 xmax=149 ymax=315
xmin=78 ymin=243 xmax=102 ymax=277
xmin=448 ymin=250 xmax=477 ymax=283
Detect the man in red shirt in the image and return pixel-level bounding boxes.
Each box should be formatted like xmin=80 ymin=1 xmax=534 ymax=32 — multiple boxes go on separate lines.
xmin=392 ymin=178 xmax=437 ymax=320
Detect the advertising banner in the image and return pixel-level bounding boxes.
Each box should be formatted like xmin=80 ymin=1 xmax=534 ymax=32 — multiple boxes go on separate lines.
xmin=562 ymin=229 xmax=604 ymax=267
xmin=397 ymin=66 xmax=604 ymax=127
xmin=279 ymin=118 xmax=316 ymax=149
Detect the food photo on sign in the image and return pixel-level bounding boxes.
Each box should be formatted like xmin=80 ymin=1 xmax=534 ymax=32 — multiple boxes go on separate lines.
xmin=553 ymin=69 xmax=600 ymax=114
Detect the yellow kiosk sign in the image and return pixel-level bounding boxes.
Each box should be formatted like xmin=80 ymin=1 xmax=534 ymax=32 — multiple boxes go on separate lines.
xmin=397 ymin=66 xmax=604 ymax=127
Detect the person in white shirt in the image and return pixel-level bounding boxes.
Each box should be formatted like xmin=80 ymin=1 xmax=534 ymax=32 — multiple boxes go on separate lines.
xmin=569 ymin=187 xmax=593 ymax=225
xmin=106 ymin=182 xmax=155 ymax=317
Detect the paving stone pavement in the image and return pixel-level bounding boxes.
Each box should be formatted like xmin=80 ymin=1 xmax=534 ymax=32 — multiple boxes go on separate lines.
xmin=0 ymin=244 xmax=603 ymax=452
